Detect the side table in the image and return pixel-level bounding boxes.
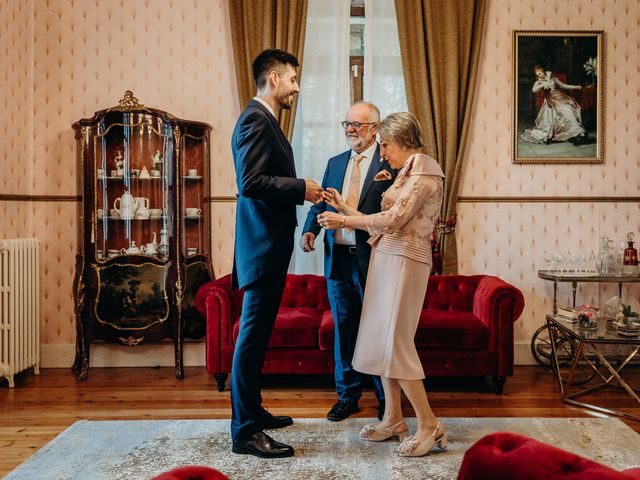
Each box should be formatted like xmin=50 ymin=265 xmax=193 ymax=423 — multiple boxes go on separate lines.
xmin=546 ymin=315 xmax=640 ymax=421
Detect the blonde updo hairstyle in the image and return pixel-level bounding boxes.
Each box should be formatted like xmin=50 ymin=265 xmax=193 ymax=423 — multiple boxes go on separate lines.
xmin=376 ymin=112 xmax=424 ymax=149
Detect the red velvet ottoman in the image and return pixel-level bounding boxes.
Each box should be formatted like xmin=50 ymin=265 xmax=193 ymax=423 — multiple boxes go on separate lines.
xmin=457 ymin=432 xmax=640 ymax=480
xmin=152 ymin=466 xmax=229 ymax=480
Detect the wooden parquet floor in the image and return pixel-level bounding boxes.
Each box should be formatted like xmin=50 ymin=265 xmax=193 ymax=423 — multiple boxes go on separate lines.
xmin=1 ymin=365 xmax=639 ymax=476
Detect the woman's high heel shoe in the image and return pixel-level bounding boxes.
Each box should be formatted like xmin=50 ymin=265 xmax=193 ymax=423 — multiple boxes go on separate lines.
xmin=397 ymin=422 xmax=447 ymax=457
xmin=359 ymin=419 xmax=408 ymax=442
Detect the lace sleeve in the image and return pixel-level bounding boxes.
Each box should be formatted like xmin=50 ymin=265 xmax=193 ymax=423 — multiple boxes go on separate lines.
xmin=355 ymin=175 xmax=441 ymax=235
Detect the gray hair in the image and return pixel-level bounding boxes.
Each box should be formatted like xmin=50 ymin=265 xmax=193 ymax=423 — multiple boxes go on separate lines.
xmin=377 ymin=112 xmax=424 ymax=149
xmin=353 ymin=101 xmax=381 ymax=123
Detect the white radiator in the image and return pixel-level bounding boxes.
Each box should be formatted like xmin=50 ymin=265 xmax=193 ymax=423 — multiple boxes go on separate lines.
xmin=0 ymin=238 xmax=40 ymax=387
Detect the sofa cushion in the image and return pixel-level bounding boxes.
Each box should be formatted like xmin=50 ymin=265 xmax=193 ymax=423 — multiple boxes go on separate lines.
xmin=232 ymin=307 xmax=323 ymax=348
xmin=416 ymin=310 xmax=488 ymax=349
xmin=424 ymin=275 xmax=483 ymax=311
xmin=318 ymin=310 xmax=335 ymax=351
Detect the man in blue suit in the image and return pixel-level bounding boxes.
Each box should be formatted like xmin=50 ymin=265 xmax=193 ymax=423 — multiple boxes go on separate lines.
xmin=230 ymin=49 xmax=323 ymax=459
xmin=301 ymin=101 xmax=395 ymax=422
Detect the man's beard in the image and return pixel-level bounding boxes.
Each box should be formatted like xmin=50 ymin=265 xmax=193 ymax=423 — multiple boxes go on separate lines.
xmin=276 ymin=91 xmax=295 ymax=110
xmin=346 ymin=135 xmax=366 ymax=150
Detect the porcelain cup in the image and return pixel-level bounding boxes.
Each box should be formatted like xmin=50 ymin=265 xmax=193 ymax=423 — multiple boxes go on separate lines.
xmin=185 ymin=207 xmax=201 ymax=217
xmin=136 ymin=207 xmax=150 ymax=219
xmin=188 ymin=168 xmax=198 ymax=177
xmin=149 ymin=208 xmax=162 ymax=218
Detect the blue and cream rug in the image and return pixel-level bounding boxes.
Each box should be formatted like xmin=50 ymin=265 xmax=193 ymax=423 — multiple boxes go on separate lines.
xmin=6 ymin=417 xmax=640 ymax=479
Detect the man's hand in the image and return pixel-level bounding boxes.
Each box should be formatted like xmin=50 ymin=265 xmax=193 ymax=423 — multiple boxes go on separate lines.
xmin=304 ymin=179 xmax=324 ymax=203
xmin=300 ymin=232 xmax=316 ymax=252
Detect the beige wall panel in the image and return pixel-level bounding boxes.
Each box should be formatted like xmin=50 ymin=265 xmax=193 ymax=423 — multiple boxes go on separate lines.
xmin=461 ymin=0 xmax=640 ymax=197
xmin=32 ymin=201 xmax=78 ymax=344
xmin=457 ymin=202 xmax=640 ymax=346
xmin=210 ymin=202 xmax=235 ymax=279
xmin=24 ymin=0 xmax=239 ymax=346
xmin=0 ymin=0 xmax=33 ymax=243
xmin=458 ymin=0 xmax=640 ymax=351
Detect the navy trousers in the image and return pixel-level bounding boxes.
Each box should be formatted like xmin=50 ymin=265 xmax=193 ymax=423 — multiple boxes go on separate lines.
xmin=327 ymin=246 xmax=384 ymax=403
xmin=230 ymin=268 xmax=288 ymax=441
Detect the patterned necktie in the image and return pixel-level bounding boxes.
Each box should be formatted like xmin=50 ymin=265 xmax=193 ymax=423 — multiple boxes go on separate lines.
xmin=345 ymin=154 xmax=364 ymax=208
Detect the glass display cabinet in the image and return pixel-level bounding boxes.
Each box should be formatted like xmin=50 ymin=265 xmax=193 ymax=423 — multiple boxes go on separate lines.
xmin=72 ymin=91 xmax=212 ymax=380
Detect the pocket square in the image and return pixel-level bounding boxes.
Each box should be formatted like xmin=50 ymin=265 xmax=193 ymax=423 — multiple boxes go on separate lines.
xmin=374 ymin=170 xmax=392 ymax=181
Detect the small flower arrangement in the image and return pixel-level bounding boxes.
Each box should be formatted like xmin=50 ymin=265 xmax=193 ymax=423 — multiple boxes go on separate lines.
xmin=577 ymin=306 xmax=597 ymax=329
xmin=583 ymin=57 xmax=597 ymax=85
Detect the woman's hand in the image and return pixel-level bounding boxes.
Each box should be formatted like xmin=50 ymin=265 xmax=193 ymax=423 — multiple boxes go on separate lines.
xmin=322 ymin=188 xmax=345 ymax=211
xmin=317 ymin=211 xmax=345 ymax=230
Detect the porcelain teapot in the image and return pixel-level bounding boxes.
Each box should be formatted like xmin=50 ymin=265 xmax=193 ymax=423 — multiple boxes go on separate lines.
xmin=113 ymin=191 xmax=137 ymax=220
xmin=126 ymin=241 xmax=141 ymax=254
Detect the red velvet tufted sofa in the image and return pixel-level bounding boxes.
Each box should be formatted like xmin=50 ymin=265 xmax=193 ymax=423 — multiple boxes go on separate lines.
xmin=457 ymin=432 xmax=640 ymax=480
xmin=196 ymin=273 xmax=525 ymax=393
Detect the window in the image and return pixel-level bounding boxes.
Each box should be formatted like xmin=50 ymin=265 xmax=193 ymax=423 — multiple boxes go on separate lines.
xmin=349 ymin=2 xmax=365 ymax=103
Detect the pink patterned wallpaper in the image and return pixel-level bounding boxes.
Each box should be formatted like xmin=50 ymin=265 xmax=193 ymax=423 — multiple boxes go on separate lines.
xmin=1 ymin=0 xmax=639 ymax=364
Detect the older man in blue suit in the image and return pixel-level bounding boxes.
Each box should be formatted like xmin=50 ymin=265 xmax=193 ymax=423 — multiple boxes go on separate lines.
xmin=230 ymin=49 xmax=323 ymax=459
xmin=301 ymin=102 xmax=395 ymax=422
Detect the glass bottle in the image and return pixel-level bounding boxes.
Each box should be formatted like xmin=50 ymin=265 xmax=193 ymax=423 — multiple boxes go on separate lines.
xmin=623 ymin=232 xmax=638 ymax=276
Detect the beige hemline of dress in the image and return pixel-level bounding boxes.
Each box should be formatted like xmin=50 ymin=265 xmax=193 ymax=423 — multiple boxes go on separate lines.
xmin=352 ymin=247 xmax=430 ymax=380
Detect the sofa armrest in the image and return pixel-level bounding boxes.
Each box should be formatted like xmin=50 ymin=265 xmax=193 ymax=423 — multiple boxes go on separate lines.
xmin=196 ymin=274 xmax=239 ymax=374
xmin=472 ymin=276 xmax=525 ymax=373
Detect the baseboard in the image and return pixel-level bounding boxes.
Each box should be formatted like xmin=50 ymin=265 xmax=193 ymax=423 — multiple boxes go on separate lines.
xmin=42 ymin=341 xmax=537 ymax=368
xmin=514 ymin=340 xmax=536 ymax=365
xmin=41 ymin=342 xmax=205 ymax=368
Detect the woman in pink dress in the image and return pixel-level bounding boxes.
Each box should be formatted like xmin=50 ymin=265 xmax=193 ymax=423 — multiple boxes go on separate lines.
xmin=521 ymin=65 xmax=586 ymax=144
xmin=318 ymin=112 xmax=446 ymax=458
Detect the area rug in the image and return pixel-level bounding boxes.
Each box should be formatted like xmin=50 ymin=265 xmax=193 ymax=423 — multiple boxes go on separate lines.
xmin=6 ymin=417 xmax=640 ymax=480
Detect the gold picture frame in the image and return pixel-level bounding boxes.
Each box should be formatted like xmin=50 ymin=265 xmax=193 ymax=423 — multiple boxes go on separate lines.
xmin=513 ymin=30 xmax=603 ymax=164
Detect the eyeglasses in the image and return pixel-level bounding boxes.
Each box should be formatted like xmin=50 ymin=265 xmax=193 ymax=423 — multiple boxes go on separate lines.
xmin=340 ymin=121 xmax=377 ymax=130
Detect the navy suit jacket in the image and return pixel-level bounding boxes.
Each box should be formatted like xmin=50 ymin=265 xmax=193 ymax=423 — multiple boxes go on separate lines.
xmin=231 ymin=100 xmax=306 ymax=289
xmin=302 ymin=145 xmax=395 ymax=279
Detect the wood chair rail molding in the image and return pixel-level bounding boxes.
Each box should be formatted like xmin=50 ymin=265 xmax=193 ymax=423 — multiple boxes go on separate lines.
xmin=2 ymin=195 xmax=639 ymax=204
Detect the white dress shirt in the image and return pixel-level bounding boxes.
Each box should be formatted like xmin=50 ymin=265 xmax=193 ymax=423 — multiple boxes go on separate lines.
xmin=253 ymin=96 xmax=275 ymax=118
xmin=334 ymin=142 xmax=378 ymax=246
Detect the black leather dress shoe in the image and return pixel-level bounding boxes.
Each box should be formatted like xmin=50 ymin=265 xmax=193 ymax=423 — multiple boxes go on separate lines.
xmin=377 ymin=400 xmax=386 ymax=421
xmin=327 ymin=400 xmax=359 ymax=421
xmin=232 ymin=431 xmax=294 ymax=458
xmin=260 ymin=408 xmax=293 ymax=429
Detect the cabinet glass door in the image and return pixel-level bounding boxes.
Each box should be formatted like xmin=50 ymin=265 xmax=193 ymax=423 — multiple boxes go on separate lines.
xmin=181 ymin=132 xmax=208 ymax=258
xmin=93 ymin=115 xmax=174 ymax=261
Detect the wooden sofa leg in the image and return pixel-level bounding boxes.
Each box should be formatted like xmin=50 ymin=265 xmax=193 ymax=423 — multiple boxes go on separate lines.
xmin=492 ymin=376 xmax=506 ymax=394
xmin=214 ymin=373 xmax=228 ymax=392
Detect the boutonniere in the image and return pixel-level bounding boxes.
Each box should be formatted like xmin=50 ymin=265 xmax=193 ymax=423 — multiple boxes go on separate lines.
xmin=374 ymin=170 xmax=392 ymax=181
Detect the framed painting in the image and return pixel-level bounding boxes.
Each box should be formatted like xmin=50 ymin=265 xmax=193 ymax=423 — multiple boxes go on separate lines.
xmin=513 ymin=30 xmax=603 ymax=164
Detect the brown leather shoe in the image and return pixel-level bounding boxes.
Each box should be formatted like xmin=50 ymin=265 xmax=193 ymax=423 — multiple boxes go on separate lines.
xmin=232 ymin=431 xmax=294 ymax=458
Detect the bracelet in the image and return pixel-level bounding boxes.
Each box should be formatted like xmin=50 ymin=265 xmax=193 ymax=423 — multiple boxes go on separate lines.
xmin=339 ymin=215 xmax=346 ymax=228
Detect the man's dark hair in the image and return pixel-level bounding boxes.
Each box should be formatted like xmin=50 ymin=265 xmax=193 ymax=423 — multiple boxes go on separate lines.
xmin=252 ymin=49 xmax=299 ymax=90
